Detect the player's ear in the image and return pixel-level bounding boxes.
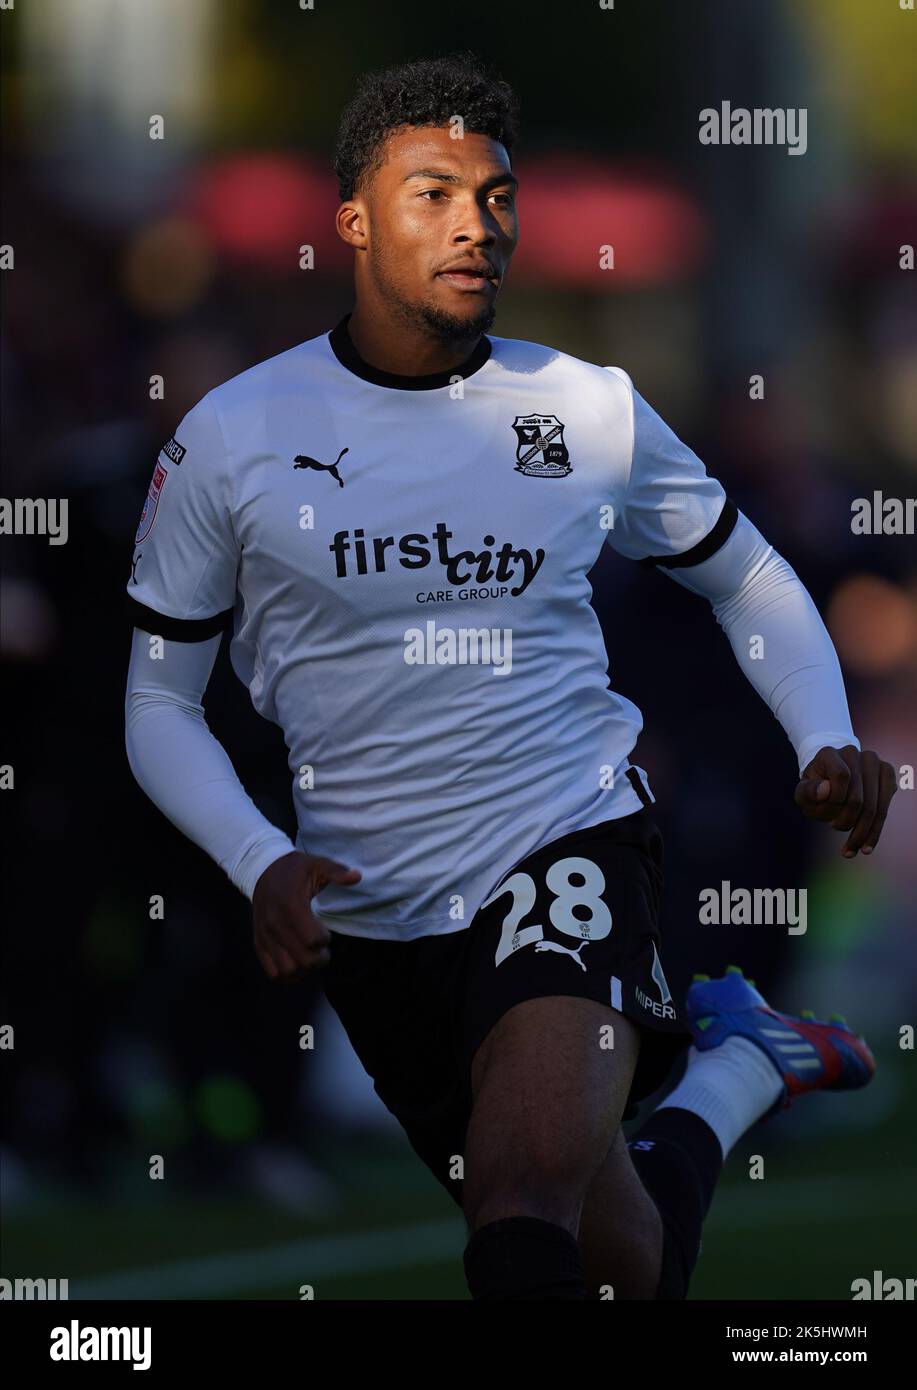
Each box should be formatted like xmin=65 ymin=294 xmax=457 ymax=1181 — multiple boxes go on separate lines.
xmin=336 ymin=200 xmax=368 ymax=251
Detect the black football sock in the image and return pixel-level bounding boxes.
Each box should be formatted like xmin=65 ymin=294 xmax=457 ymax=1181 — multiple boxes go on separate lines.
xmin=463 ymin=1215 xmax=587 ymax=1300
xmin=626 ymin=1106 xmax=723 ymax=1300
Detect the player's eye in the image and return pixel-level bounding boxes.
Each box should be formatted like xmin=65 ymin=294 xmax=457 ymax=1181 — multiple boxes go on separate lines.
xmin=419 ymin=188 xmax=446 ymax=200
xmin=489 ymin=192 xmax=515 ymax=208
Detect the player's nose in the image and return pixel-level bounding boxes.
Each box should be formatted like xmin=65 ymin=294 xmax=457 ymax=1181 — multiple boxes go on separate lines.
xmin=451 ymin=205 xmax=500 ymax=247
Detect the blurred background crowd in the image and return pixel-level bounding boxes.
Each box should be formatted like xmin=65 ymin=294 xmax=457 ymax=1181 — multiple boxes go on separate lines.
xmin=1 ymin=0 xmax=915 ymax=1296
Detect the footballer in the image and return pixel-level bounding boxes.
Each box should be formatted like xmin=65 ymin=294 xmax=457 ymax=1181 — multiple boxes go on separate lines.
xmin=124 ymin=54 xmax=898 ymax=1299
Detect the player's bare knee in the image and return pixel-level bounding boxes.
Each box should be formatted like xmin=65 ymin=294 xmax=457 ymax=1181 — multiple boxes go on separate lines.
xmin=464 ymin=1181 xmax=579 ymax=1234
xmin=463 ymin=1154 xmax=587 ymax=1231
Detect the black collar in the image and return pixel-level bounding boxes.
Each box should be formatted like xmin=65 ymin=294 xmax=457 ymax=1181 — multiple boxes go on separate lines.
xmin=328 ymin=312 xmax=492 ymax=390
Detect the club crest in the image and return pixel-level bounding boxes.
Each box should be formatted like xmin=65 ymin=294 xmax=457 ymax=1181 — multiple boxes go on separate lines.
xmin=512 ymin=414 xmax=571 ymax=478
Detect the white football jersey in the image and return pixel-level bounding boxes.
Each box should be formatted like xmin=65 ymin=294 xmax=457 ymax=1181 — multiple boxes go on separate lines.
xmin=126 ymin=315 xmax=735 ymax=939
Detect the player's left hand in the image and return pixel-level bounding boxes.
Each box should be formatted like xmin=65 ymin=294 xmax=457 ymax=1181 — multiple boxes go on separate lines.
xmin=794 ymin=745 xmax=898 ymax=857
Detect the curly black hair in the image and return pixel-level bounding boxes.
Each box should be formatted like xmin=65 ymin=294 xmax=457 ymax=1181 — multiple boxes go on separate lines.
xmin=333 ymin=52 xmax=520 ymax=202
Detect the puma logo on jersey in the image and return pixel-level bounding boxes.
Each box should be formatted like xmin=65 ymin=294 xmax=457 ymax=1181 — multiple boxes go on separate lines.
xmin=534 ymin=939 xmax=589 ymax=970
xmin=293 ymin=447 xmax=348 ymax=487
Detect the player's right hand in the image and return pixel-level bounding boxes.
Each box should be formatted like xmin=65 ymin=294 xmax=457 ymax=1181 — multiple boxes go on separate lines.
xmin=251 ymin=852 xmax=361 ymax=981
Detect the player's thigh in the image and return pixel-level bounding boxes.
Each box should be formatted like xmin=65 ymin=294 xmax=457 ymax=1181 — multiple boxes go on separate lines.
xmin=463 ymin=995 xmax=642 ymax=1228
xmin=323 ymin=931 xmax=471 ymax=1207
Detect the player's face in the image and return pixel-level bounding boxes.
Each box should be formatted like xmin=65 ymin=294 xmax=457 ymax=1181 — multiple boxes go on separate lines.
xmin=351 ymin=126 xmax=518 ymax=340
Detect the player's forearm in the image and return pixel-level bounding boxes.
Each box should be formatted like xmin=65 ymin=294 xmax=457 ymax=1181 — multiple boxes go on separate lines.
xmin=662 ymin=512 xmax=859 ymax=775
xmin=124 ymin=629 xmax=297 ymax=900
xmin=713 ymin=555 xmax=860 ymax=775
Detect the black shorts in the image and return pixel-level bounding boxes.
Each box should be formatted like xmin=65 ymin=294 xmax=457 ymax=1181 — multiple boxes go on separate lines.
xmin=322 ymin=807 xmax=690 ymax=1210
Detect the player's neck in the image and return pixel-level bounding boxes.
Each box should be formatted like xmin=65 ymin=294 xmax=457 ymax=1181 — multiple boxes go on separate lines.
xmin=346 ymin=303 xmax=483 ymax=379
